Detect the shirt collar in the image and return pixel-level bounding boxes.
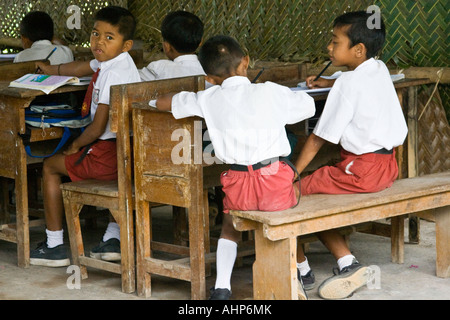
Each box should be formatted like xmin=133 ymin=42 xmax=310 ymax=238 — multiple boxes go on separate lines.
xmin=173 ymin=54 xmax=199 ymax=63
xmin=97 ymin=52 xmax=129 ymax=70
xmin=221 ymin=76 xmax=251 ymax=88
xmin=31 ymin=40 xmax=53 ymax=48
xmin=355 ymin=57 xmax=376 ymax=71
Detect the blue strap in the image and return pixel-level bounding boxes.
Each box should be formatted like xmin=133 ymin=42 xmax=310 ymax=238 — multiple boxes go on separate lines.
xmin=25 ymin=127 xmax=72 ymax=158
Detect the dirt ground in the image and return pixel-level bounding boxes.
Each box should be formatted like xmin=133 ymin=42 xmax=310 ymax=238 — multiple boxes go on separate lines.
xmin=0 ymin=206 xmax=449 ymax=301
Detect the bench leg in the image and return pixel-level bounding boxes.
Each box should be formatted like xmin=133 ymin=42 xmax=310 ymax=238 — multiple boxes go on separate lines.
xmin=435 ymin=206 xmax=450 ymax=278
xmin=252 ymin=225 xmax=298 ymax=300
xmin=136 ymin=199 xmax=152 ymax=298
xmin=391 ymin=216 xmax=404 ymax=264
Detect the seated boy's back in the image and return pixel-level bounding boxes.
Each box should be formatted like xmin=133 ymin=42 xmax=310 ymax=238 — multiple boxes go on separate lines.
xmin=139 ymin=11 xmax=205 ymax=81
xmin=14 ymin=11 xmax=73 ymax=64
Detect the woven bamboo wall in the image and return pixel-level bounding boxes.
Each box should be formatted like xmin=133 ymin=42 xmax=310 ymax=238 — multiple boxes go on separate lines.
xmin=1 ymin=0 xmax=447 ymax=67
xmin=0 ymin=0 xmax=127 ymax=48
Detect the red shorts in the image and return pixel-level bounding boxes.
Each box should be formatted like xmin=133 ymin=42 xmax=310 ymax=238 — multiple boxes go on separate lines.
xmin=301 ymin=149 xmax=399 ymax=195
xmin=221 ymin=160 xmax=297 ymax=213
xmin=65 ymin=140 xmax=117 ymax=182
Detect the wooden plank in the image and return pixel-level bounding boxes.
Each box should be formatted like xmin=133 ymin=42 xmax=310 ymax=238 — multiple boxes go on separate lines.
xmin=263 ymin=191 xmax=449 ymax=241
xmin=231 ymin=172 xmax=450 ymax=226
xmin=79 ymin=256 xmax=122 ymax=274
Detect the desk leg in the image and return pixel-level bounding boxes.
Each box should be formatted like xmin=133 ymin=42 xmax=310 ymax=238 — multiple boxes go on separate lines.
xmin=15 ymin=142 xmax=29 ymax=268
xmin=435 ymin=206 xmax=450 ymax=278
xmin=252 ymin=225 xmax=298 ymax=300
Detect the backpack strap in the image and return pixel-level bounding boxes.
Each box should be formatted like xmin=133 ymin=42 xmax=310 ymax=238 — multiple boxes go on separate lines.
xmin=23 ymin=127 xmax=72 ymax=158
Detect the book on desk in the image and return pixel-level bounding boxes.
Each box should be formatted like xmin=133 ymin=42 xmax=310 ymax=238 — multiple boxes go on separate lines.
xmin=9 ymin=74 xmax=87 ymax=94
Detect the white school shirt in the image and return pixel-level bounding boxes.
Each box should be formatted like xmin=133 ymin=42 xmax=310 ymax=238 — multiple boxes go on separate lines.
xmin=139 ymin=54 xmax=205 ymax=81
xmin=313 ymin=58 xmax=408 ymax=155
xmin=14 ymin=40 xmax=74 ymax=64
xmin=89 ymin=52 xmax=141 ymax=140
xmin=172 ymin=76 xmax=315 ymax=165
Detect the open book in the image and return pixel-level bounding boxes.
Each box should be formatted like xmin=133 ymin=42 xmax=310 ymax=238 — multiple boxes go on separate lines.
xmin=9 ymin=74 xmax=80 ymax=94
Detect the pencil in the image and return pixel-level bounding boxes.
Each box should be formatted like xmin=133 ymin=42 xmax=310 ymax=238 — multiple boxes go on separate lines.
xmin=313 ymin=61 xmax=332 ymax=81
xmin=252 ymin=67 xmax=265 ymax=83
xmin=35 ymin=47 xmax=57 ymax=73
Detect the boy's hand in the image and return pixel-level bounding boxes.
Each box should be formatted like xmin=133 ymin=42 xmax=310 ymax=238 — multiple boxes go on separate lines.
xmin=35 ymin=61 xmax=53 ymax=74
xmin=306 ymin=76 xmax=335 ymax=89
xmin=63 ymin=143 xmax=80 ymax=156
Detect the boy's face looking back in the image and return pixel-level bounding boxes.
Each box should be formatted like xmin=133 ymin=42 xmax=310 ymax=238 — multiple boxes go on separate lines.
xmin=90 ymin=20 xmax=133 ymax=62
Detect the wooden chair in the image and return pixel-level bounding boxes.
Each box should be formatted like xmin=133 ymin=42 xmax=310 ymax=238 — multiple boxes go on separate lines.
xmin=60 ymin=76 xmax=205 ymax=293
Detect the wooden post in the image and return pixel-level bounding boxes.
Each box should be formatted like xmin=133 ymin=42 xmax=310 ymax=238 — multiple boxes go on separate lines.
xmin=252 ymin=225 xmax=298 ymax=300
xmin=435 ymin=206 xmax=450 ymax=278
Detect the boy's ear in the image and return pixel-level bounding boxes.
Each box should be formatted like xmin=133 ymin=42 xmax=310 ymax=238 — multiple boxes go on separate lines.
xmin=354 ymin=43 xmax=367 ymax=59
xmin=20 ymin=35 xmax=33 ymax=49
xmin=122 ymin=39 xmax=134 ymax=52
xmin=236 ymin=55 xmax=250 ymax=76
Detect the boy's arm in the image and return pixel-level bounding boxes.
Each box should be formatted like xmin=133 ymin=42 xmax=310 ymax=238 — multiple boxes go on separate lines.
xmin=35 ymin=60 xmax=93 ymax=77
xmin=63 ymin=104 xmax=110 ymax=155
xmin=295 ymin=133 xmax=327 ymax=175
xmin=156 ymin=93 xmax=177 ymax=111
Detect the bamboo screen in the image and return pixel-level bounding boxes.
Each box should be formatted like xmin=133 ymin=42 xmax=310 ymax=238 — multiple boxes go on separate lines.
xmin=1 ymin=0 xmax=447 ymax=68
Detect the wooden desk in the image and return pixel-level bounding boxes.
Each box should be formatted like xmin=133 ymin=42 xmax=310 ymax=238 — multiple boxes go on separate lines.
xmin=0 ymin=81 xmax=87 ymax=267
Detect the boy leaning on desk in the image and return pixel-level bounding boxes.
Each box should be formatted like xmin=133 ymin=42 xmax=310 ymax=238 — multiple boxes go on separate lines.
xmin=30 ymin=6 xmax=141 ymax=267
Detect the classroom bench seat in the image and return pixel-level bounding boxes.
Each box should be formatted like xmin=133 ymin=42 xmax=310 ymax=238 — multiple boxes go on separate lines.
xmin=231 ymin=171 xmax=450 ymax=300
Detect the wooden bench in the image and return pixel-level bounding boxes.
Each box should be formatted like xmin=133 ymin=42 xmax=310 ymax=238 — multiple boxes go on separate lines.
xmin=231 ymin=171 xmax=450 ymax=300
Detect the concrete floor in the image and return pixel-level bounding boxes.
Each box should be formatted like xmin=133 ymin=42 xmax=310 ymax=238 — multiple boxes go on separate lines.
xmin=0 ymin=206 xmax=449 ymax=300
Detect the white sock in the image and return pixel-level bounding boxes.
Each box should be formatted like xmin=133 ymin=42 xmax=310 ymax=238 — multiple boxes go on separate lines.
xmin=297 ymin=257 xmax=311 ymax=276
xmin=102 ymin=222 xmax=120 ymax=242
xmin=337 ymin=254 xmax=356 ymax=271
xmin=214 ymin=238 xmax=238 ymax=290
xmin=46 ymin=229 xmax=64 ymax=248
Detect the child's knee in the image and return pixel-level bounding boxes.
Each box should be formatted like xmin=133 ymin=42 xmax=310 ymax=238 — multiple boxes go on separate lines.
xmin=220 ymin=213 xmax=241 ymax=241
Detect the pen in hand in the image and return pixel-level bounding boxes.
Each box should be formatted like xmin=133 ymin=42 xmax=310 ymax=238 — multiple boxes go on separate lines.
xmin=35 ymin=47 xmax=57 ymax=73
xmin=313 ymin=61 xmax=332 ymax=82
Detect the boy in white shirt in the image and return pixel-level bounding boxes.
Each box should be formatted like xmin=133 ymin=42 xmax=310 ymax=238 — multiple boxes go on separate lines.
xmin=156 ymin=35 xmax=315 ymax=299
xmin=139 ymin=11 xmax=205 ymax=81
xmin=14 ymin=11 xmax=73 ymax=64
xmin=31 ymin=6 xmax=141 ymax=267
xmin=295 ymin=11 xmax=408 ymax=299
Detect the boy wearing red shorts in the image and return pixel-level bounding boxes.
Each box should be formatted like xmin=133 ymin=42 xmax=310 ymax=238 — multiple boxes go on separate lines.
xmin=156 ymin=35 xmax=315 ymax=299
xmin=30 ymin=6 xmax=141 ymax=267
xmin=295 ymin=11 xmax=408 ymax=299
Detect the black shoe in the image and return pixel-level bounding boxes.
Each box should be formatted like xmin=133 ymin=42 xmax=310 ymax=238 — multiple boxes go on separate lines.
xmin=209 ymin=287 xmax=231 ymax=300
xmin=297 ymin=269 xmax=316 ymax=291
xmin=90 ymin=238 xmax=121 ymax=261
xmin=318 ymin=259 xmax=370 ymax=299
xmin=30 ymin=242 xmax=70 ymax=267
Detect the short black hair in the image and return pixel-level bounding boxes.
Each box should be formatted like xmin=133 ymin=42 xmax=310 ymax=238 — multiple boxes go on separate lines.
xmin=334 ymin=11 xmax=386 ymax=58
xmin=20 ymin=11 xmax=54 ymax=42
xmin=161 ymin=11 xmax=204 ymax=54
xmin=95 ymin=6 xmax=136 ymax=41
xmin=198 ymin=35 xmax=245 ymax=77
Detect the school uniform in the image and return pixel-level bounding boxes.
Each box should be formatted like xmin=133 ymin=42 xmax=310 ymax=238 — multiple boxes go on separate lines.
xmin=139 ymin=54 xmax=205 ymax=81
xmin=65 ymin=52 xmax=141 ymax=182
xmin=302 ymin=58 xmax=408 ymax=195
xmin=14 ymin=40 xmax=74 ymax=64
xmin=172 ymin=76 xmax=315 ymax=212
